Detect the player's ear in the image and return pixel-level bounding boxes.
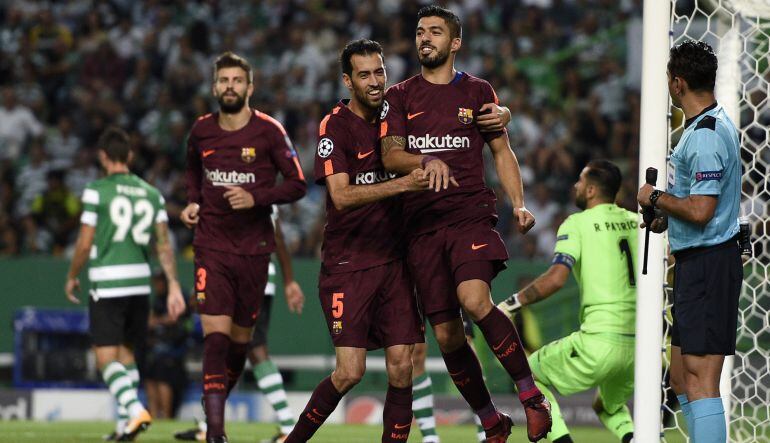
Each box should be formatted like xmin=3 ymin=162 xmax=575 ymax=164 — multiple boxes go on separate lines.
xmin=342 ymin=73 xmax=353 ymax=91
xmin=451 ymin=37 xmax=462 ymax=53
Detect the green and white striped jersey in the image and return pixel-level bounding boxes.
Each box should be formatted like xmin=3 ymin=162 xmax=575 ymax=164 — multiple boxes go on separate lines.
xmin=80 ymin=173 xmax=167 ymax=299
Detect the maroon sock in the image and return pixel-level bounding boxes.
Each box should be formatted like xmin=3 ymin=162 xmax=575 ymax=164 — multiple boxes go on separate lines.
xmin=382 ymin=385 xmax=412 ymax=442
xmin=441 ymin=341 xmax=499 ymax=428
xmin=285 ymin=376 xmax=343 ymax=443
xmin=477 ymin=307 xmax=541 ymax=402
xmin=203 ymin=332 xmax=230 ymax=438
xmin=226 ymin=341 xmax=248 ymax=395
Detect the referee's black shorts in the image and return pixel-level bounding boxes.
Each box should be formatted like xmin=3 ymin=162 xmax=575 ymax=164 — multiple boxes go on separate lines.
xmin=89 ymin=295 xmax=150 ymax=347
xmin=671 ymin=237 xmax=742 ymax=355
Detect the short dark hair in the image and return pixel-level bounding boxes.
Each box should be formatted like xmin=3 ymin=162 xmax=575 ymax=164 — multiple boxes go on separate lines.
xmin=585 ymin=159 xmax=622 ymax=200
xmin=417 ymin=5 xmax=462 ymax=39
xmin=98 ymin=126 xmax=131 ymax=163
xmin=667 ymin=40 xmax=717 ymax=92
xmin=213 ymin=51 xmax=253 ymax=84
xmin=340 ymin=39 xmax=384 ymax=76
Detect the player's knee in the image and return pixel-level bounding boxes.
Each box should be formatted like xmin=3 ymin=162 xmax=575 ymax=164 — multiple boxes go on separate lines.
xmin=461 ymin=297 xmax=493 ymax=322
xmin=333 ymin=365 xmax=365 ymax=391
xmin=434 ymin=327 xmax=466 ymax=353
xmin=386 ymin=356 xmax=413 ymax=386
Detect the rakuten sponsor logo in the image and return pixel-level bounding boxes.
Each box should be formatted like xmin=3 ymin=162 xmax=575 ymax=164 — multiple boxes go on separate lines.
xmin=204 ymin=168 xmax=256 ymax=186
xmin=408 ymin=134 xmax=470 ymax=152
xmin=355 ymin=170 xmax=398 ymax=185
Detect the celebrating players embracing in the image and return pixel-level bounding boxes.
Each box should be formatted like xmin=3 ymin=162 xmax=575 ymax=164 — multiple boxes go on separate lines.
xmin=181 ymin=52 xmax=306 ymax=443
xmin=380 ymin=6 xmax=551 ymax=442
xmin=286 ymin=39 xmax=430 ymax=443
xmin=65 ymin=127 xmax=186 ymax=441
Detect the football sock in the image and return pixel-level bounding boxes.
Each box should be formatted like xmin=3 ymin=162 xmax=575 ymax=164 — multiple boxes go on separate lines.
xmin=102 ymin=361 xmax=144 ymax=419
xmin=255 ymin=360 xmax=296 ymax=435
xmin=225 ymin=341 xmax=248 ymax=395
xmin=440 ymin=342 xmax=499 ymax=430
xmin=203 ymin=333 xmax=230 ymax=438
xmin=286 ymin=376 xmax=343 ymax=442
xmin=597 ymin=404 xmax=633 ymax=440
xmin=382 ymin=384 xmax=413 ymax=442
xmin=476 ymin=307 xmax=541 ymax=402
xmin=677 ymin=393 xmax=694 ymax=435
xmin=691 ymin=397 xmax=726 ymax=443
xmin=536 ymin=381 xmax=569 ymax=441
xmin=412 ymin=373 xmax=440 ymax=443
xmin=472 ymin=415 xmax=486 ymax=442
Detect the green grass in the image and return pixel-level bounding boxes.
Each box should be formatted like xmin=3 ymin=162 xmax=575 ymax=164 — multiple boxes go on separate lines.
xmin=0 ymin=420 xmax=690 ymax=442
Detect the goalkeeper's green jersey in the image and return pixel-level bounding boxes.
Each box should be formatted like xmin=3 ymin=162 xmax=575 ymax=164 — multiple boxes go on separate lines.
xmin=552 ymin=203 xmax=638 ymax=335
xmin=80 ymin=173 xmax=167 ymax=299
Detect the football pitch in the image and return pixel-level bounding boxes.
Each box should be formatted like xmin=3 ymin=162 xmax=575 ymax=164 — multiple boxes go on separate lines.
xmin=0 ymin=420 xmax=690 ymax=442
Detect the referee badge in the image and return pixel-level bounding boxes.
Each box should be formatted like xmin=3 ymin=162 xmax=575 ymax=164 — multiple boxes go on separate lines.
xmin=241 ymin=147 xmax=256 ymax=163
xmin=458 ymin=108 xmax=473 ymax=124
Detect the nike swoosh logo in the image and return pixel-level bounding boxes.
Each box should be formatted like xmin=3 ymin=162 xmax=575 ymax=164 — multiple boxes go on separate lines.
xmin=312 ymin=408 xmax=328 ymax=417
xmin=492 ymin=332 xmax=512 ymax=351
xmin=203 ymin=374 xmax=223 ymax=381
xmin=202 ymin=149 xmax=216 ymax=158
xmin=394 ymin=423 xmax=411 ymax=430
xmin=407 ymin=112 xmax=425 ymax=120
xmin=357 ymin=150 xmax=374 ymax=159
xmin=471 ymin=243 xmax=488 ymax=250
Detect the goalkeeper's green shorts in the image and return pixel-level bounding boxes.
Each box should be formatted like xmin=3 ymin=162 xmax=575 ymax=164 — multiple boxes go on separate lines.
xmin=528 ymin=331 xmax=635 ymax=414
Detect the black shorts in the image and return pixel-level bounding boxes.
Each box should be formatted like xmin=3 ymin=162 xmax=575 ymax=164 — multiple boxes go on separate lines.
xmin=250 ymin=296 xmax=274 ymax=348
xmin=671 ymin=238 xmax=742 ymax=355
xmin=89 ymin=295 xmax=150 ymax=347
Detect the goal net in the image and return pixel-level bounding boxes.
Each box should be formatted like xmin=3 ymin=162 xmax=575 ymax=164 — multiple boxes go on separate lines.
xmin=662 ymin=1 xmax=770 ymax=441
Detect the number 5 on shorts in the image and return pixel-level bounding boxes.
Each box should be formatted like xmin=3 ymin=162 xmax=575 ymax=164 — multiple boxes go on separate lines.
xmin=332 ymin=292 xmax=344 ymax=319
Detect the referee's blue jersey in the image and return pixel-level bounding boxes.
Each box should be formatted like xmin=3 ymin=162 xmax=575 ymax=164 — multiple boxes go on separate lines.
xmin=667 ymin=103 xmax=741 ymax=252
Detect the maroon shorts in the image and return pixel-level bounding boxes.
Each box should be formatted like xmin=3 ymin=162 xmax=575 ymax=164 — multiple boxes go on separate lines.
xmin=318 ymin=259 xmax=424 ymax=350
xmin=194 ymin=246 xmax=271 ymax=327
xmin=408 ymin=220 xmax=508 ymax=325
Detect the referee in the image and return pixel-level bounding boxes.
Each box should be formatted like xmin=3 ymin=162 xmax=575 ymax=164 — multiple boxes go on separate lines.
xmin=638 ymin=40 xmax=742 ymax=443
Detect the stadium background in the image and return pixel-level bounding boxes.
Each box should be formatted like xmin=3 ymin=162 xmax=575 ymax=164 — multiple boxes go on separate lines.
xmin=0 ymin=0 xmax=698 ymax=440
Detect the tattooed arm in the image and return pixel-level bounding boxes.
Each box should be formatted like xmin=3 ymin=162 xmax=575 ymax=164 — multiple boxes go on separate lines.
xmin=381 ymin=135 xmax=458 ymax=192
xmin=498 ymin=263 xmax=571 ymax=317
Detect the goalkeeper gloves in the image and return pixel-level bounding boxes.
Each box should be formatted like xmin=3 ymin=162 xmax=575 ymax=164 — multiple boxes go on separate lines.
xmin=498 ymin=293 xmax=522 ymax=319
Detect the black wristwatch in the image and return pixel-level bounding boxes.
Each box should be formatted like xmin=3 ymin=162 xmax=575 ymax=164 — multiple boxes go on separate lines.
xmin=649 ymin=189 xmax=664 ymax=208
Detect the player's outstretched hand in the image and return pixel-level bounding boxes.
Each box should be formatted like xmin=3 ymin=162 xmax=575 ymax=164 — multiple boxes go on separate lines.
xmin=640 ymin=209 xmax=668 ymax=233
xmin=498 ymin=293 xmax=522 ymax=320
xmin=166 ymin=281 xmax=186 ymax=321
xmin=180 ymin=203 xmax=200 ymax=228
xmin=477 ymin=103 xmax=511 ymax=132
xmin=422 ymin=157 xmax=459 ymax=192
xmin=223 ymin=186 xmax=255 ymax=210
xmin=514 ymin=207 xmax=536 ymax=234
xmin=65 ymin=277 xmax=81 ymax=304
xmin=285 ymin=280 xmax=305 ymax=314
xmin=403 ymin=168 xmax=431 ymax=191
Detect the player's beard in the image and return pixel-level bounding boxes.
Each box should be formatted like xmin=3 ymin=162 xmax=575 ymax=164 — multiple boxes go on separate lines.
xmin=217 ymin=90 xmax=247 ymax=114
xmin=353 ymin=86 xmax=384 ymax=112
xmin=575 ymin=191 xmax=588 ymax=210
xmin=418 ymin=44 xmax=450 ymax=69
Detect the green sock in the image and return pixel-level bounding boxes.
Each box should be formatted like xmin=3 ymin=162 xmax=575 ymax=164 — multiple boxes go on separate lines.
xmin=598 ymin=404 xmax=634 ymax=440
xmin=102 ymin=361 xmax=143 ymax=418
xmin=412 ymin=373 xmax=440 ymax=442
xmin=254 ymin=360 xmax=295 ymax=434
xmin=536 ymin=381 xmax=570 ymax=440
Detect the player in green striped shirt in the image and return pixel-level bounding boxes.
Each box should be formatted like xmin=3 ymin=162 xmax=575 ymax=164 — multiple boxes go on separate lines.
xmin=65 ymin=127 xmax=186 ymax=441
xmin=499 ymin=160 xmax=637 ymax=443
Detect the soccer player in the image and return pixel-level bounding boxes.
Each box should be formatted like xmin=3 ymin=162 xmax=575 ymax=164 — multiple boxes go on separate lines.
xmin=499 ymin=160 xmax=637 ymax=443
xmin=181 ymin=52 xmax=307 ymax=443
xmin=286 ymin=39 xmax=430 ymax=443
xmin=380 ymin=6 xmax=551 ymax=442
xmin=638 ymin=40 xmax=742 ymax=443
xmin=65 ymin=126 xmax=186 ymax=441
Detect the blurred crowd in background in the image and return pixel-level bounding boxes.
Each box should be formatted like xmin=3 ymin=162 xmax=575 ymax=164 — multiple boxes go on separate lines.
xmin=0 ymin=0 xmax=649 ymax=259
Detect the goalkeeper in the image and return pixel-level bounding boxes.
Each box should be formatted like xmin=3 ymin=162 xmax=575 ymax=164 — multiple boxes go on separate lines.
xmin=499 ymin=160 xmax=636 ymax=443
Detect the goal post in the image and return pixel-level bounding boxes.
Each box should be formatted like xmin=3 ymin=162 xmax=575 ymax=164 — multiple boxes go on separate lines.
xmin=638 ymin=0 xmax=770 ymax=441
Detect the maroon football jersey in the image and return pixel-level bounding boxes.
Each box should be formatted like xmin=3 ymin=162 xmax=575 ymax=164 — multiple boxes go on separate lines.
xmin=380 ymin=72 xmax=506 ymax=235
xmin=314 ymin=101 xmax=402 ymax=274
xmin=185 ymin=110 xmax=306 ymax=255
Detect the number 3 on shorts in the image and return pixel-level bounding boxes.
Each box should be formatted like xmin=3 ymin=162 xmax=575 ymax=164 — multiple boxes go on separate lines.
xmin=196 ymin=268 xmax=207 ymax=291
xmin=332 ymin=292 xmax=344 ymax=319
